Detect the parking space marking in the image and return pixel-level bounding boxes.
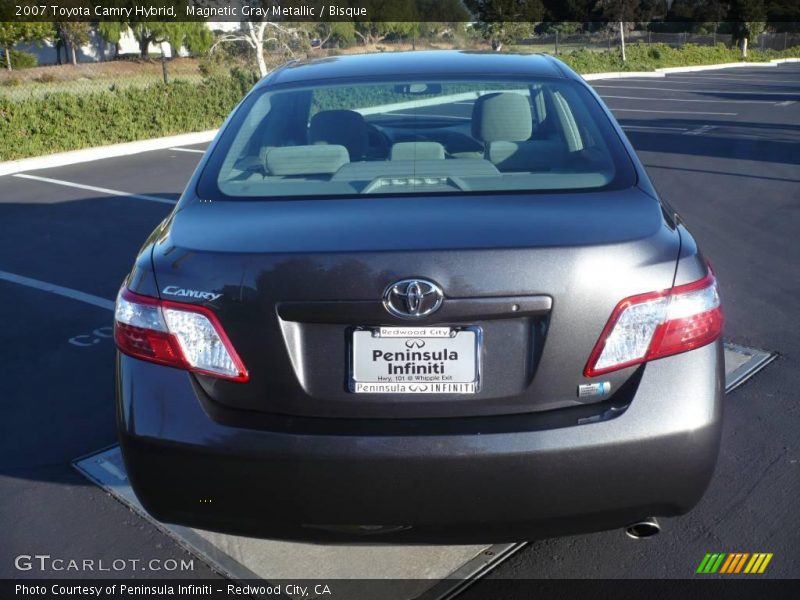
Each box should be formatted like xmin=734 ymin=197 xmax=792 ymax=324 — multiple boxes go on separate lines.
xmin=386 ymin=111 xmax=471 ymax=120
xmin=622 ymin=125 xmax=689 ymax=132
xmin=599 ymin=94 xmax=772 ymax=104
xmin=69 ymin=326 xmax=114 ymax=348
xmin=0 ymin=269 xmax=114 ymax=311
xmin=169 ymin=147 xmax=206 ymax=154
xmin=664 ymin=74 xmax=800 ymax=84
xmin=12 ymin=174 xmax=177 ymax=205
xmin=618 ymin=75 xmax=799 ymax=86
xmin=644 ymin=163 xmax=800 ymax=184
xmin=684 ymin=125 xmax=718 ymax=136
xmin=609 ymin=108 xmax=737 ymax=115
xmin=592 ymin=84 xmax=800 ymax=96
xmin=775 ymin=100 xmax=796 ymax=106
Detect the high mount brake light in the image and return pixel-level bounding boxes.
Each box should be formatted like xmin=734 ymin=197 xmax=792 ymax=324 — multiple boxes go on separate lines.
xmin=114 ymin=287 xmax=248 ymax=382
xmin=584 ymin=269 xmax=723 ymax=377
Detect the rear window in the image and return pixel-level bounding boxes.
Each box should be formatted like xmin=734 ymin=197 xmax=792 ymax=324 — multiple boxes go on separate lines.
xmin=198 ymin=77 xmax=636 ymax=200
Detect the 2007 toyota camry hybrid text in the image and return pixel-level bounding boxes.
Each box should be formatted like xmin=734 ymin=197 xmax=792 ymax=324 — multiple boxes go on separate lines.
xmin=115 ymin=51 xmax=724 ymax=543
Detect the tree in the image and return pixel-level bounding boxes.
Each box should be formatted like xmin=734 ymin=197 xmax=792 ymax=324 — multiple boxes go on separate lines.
xmin=97 ymin=22 xmax=129 ymax=58
xmin=465 ymin=0 xmax=545 ymax=50
xmin=130 ymin=23 xmax=159 ymax=58
xmin=765 ymin=0 xmax=800 ymax=31
xmin=130 ymin=22 xmax=212 ymax=59
xmin=542 ymin=0 xmax=594 ymax=22
xmin=665 ymin=0 xmax=725 ymax=31
xmin=211 ymin=21 xmax=311 ymax=78
xmin=354 ymin=21 xmax=419 ymax=46
xmin=313 ymin=22 xmax=357 ymax=49
xmin=414 ymin=0 xmax=472 ymax=40
xmin=55 ymin=22 xmax=91 ymax=66
xmin=314 ymin=0 xmax=414 ymax=46
xmin=417 ymin=21 xmax=466 ymax=42
xmin=639 ymin=0 xmax=669 ymax=23
xmin=539 ymin=22 xmax=583 ymax=34
xmin=351 ymin=1 xmax=420 ymax=46
xmin=728 ymin=0 xmax=767 ymax=56
xmin=0 ymin=22 xmax=52 ymax=71
xmin=594 ymin=0 xmax=641 ymax=61
xmin=594 ymin=0 xmax=641 ymax=26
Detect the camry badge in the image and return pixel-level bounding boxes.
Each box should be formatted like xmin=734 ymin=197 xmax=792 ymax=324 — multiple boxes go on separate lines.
xmin=383 ymin=279 xmax=444 ymax=319
xmin=162 ymin=286 xmax=222 ymax=302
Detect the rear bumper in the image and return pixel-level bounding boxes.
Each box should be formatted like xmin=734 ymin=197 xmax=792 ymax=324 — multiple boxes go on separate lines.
xmin=117 ymin=341 xmax=723 ymax=543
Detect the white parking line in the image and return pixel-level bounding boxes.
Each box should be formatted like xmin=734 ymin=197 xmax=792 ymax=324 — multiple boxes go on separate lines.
xmin=609 ymin=108 xmax=737 ymax=115
xmin=0 ymin=270 xmax=114 ymax=311
xmin=169 ymin=147 xmax=206 ymax=154
xmin=622 ymin=75 xmax=800 ymax=85
xmin=12 ymin=174 xmax=176 ymax=205
xmin=670 ymin=76 xmax=800 ymax=85
xmin=622 ymin=125 xmax=689 ymax=132
xmin=684 ymin=125 xmax=718 ymax=136
xmin=386 ymin=111 xmax=471 ymax=120
xmin=0 ymin=130 xmax=218 ymax=177
xmin=599 ymin=94 xmax=772 ymax=104
xmin=592 ymin=84 xmax=800 ymax=96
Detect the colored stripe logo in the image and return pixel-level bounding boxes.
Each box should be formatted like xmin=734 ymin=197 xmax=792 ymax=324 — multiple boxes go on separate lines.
xmin=696 ymin=553 xmax=773 ymax=574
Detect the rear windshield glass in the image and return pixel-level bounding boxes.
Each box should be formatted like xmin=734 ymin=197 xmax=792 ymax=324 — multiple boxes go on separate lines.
xmin=198 ymin=77 xmax=635 ymax=200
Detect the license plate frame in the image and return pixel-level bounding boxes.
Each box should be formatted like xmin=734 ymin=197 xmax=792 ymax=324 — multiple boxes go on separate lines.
xmin=349 ymin=326 xmax=481 ymax=394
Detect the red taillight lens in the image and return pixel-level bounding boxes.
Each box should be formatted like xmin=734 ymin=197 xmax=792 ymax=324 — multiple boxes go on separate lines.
xmin=114 ymin=287 xmax=248 ymax=382
xmin=584 ymin=269 xmax=723 ymax=377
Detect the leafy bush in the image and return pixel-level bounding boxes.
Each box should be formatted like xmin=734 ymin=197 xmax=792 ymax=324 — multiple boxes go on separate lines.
xmin=0 ymin=74 xmax=247 ymax=161
xmin=1 ymin=44 xmax=799 ymax=161
xmin=229 ymin=67 xmax=260 ymax=93
xmin=2 ymin=49 xmax=39 ymax=69
xmin=199 ymin=43 xmax=251 ymax=78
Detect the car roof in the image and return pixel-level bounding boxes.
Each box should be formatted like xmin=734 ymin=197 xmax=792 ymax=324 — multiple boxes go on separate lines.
xmin=260 ymin=50 xmax=574 ymax=88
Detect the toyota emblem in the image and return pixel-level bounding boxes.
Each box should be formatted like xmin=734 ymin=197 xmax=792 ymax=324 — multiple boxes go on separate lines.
xmin=383 ymin=279 xmax=444 ymax=319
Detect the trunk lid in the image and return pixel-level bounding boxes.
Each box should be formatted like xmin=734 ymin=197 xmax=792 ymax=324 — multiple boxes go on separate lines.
xmin=149 ymin=189 xmax=679 ymax=418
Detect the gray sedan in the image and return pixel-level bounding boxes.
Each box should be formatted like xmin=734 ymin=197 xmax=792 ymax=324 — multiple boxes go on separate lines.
xmin=114 ymin=51 xmax=724 ymax=543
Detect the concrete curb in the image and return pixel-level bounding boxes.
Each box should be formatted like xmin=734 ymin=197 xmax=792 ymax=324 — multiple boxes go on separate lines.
xmin=582 ymin=57 xmax=799 ymax=81
xmin=0 ymin=130 xmax=218 ymax=177
xmin=582 ymin=71 xmax=667 ymax=80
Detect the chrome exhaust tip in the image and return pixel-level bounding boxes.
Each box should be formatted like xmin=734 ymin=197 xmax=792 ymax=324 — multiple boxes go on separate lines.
xmin=625 ymin=517 xmax=661 ymax=539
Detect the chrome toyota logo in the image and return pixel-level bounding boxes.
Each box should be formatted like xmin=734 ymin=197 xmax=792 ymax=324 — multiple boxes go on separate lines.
xmin=383 ymin=279 xmax=443 ymax=319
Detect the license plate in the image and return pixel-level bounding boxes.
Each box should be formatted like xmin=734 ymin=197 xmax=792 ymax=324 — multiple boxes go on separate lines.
xmin=351 ymin=327 xmax=480 ymax=394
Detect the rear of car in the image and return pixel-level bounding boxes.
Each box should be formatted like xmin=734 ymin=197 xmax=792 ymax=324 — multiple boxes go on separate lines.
xmin=115 ymin=52 xmax=723 ymax=542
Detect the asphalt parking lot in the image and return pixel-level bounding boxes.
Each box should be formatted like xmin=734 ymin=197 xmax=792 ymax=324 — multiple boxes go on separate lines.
xmin=1 ymin=63 xmax=798 ymax=587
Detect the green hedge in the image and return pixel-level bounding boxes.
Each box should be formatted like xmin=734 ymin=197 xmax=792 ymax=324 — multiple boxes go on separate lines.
xmin=0 ymin=73 xmax=254 ymax=161
xmin=561 ymin=42 xmax=800 ymax=74
xmin=1 ymin=44 xmax=799 ymax=162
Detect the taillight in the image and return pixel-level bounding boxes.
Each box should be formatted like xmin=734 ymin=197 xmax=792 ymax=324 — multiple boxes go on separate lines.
xmin=114 ymin=287 xmax=248 ymax=382
xmin=584 ymin=269 xmax=723 ymax=377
